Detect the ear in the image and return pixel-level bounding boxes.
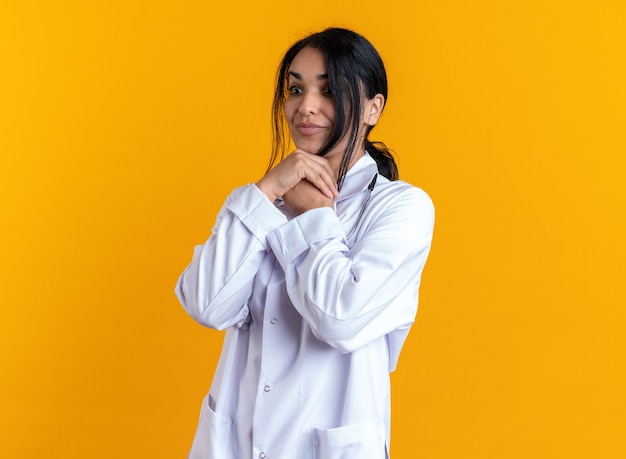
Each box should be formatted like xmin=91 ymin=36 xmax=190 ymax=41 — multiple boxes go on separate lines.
xmin=363 ymin=93 xmax=385 ymax=126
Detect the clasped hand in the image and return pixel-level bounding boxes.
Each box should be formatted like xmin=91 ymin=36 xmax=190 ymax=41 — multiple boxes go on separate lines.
xmin=256 ymin=150 xmax=339 ymax=215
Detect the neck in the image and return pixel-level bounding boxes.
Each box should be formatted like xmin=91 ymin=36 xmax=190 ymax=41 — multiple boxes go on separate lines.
xmin=327 ymin=148 xmax=365 ymax=179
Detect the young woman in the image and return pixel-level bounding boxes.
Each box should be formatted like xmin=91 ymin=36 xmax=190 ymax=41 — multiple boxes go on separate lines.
xmin=175 ymin=27 xmax=435 ymax=459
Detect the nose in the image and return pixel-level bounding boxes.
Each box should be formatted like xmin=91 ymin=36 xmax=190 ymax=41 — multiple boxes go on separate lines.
xmin=298 ymin=91 xmax=320 ymax=116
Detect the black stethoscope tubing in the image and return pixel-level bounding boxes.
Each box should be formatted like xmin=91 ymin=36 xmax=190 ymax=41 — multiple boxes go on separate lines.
xmin=345 ymin=173 xmax=378 ymax=240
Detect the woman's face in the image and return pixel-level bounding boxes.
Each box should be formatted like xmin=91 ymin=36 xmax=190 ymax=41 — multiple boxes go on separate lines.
xmin=284 ymin=46 xmax=338 ymax=158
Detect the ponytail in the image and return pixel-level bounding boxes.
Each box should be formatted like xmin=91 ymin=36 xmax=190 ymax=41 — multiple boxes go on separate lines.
xmin=366 ymin=140 xmax=398 ymax=181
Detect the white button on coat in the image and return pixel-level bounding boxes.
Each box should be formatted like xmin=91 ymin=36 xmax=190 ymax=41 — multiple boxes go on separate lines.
xmin=176 ymin=154 xmax=435 ymax=459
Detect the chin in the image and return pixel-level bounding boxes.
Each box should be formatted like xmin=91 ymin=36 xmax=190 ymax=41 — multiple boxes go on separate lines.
xmin=294 ymin=141 xmax=324 ymax=155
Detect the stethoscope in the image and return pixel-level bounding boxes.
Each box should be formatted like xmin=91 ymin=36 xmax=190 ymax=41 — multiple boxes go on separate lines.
xmin=345 ymin=173 xmax=378 ymax=240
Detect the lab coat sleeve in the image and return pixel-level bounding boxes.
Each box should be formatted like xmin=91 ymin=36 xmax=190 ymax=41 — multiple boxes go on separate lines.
xmin=266 ymin=184 xmax=434 ymax=354
xmin=175 ymin=184 xmax=287 ymax=330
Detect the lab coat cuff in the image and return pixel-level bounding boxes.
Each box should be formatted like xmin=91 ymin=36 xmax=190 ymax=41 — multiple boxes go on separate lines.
xmin=229 ymin=184 xmax=287 ymax=249
xmin=267 ymin=207 xmax=343 ymax=267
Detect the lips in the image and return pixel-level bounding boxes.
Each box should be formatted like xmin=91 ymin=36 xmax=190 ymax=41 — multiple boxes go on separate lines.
xmin=295 ymin=122 xmax=327 ymax=136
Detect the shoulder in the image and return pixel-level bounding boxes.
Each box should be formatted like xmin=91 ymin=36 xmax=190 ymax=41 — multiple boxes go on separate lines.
xmin=368 ymin=178 xmax=435 ymax=240
xmin=374 ymin=177 xmax=434 ymax=218
xmin=357 ymin=177 xmax=434 ymax=246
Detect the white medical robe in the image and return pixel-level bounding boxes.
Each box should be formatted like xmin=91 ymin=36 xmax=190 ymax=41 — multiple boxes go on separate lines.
xmin=175 ymin=153 xmax=434 ymax=459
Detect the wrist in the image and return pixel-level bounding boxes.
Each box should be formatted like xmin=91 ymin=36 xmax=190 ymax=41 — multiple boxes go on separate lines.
xmin=255 ymin=179 xmax=278 ymax=202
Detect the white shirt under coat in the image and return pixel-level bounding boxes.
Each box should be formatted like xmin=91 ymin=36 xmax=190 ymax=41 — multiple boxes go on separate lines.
xmin=175 ymin=153 xmax=435 ymax=459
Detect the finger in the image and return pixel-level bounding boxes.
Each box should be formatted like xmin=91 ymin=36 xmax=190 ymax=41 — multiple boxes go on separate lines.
xmin=303 ymin=168 xmax=338 ymax=199
xmin=292 ymin=151 xmax=339 ymax=197
xmin=259 ymin=150 xmax=338 ymax=200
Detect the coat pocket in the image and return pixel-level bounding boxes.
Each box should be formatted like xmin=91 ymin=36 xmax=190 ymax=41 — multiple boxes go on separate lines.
xmin=188 ymin=394 xmax=235 ymax=459
xmin=313 ymin=419 xmax=386 ymax=459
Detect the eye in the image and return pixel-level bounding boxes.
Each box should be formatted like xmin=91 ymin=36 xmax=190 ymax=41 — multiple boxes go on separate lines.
xmin=322 ymin=86 xmax=333 ymax=97
xmin=288 ymin=86 xmax=302 ymax=95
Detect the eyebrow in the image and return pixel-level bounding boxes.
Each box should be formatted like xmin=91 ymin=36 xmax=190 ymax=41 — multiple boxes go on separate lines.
xmin=288 ymin=71 xmax=329 ymax=81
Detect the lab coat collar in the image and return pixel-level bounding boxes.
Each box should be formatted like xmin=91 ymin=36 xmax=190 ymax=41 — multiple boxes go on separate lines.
xmin=335 ymin=152 xmax=379 ymax=203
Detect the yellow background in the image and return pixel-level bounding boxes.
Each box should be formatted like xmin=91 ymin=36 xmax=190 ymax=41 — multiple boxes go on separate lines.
xmin=1 ymin=0 xmax=625 ymax=457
